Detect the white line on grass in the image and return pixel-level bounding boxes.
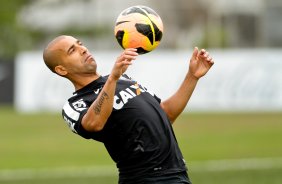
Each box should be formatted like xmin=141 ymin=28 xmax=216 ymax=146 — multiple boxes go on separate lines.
xmin=190 ymin=157 xmax=282 ymax=172
xmin=1 ymin=157 xmax=282 ymax=181
xmin=0 ymin=166 xmax=117 ymax=181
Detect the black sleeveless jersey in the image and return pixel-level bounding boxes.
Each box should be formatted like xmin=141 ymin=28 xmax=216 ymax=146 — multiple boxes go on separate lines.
xmin=62 ymin=75 xmax=187 ymax=183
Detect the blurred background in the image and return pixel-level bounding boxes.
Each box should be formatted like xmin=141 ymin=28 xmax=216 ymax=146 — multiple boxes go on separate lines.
xmin=1 ymin=0 xmax=282 ymax=110
xmin=0 ymin=0 xmax=282 ymax=184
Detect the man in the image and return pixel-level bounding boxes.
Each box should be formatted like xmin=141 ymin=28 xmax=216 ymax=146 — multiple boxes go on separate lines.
xmin=43 ymin=35 xmax=214 ymax=184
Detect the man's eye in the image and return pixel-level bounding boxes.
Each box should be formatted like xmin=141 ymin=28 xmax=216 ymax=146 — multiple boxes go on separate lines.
xmin=78 ymin=42 xmax=83 ymax=45
xmin=70 ymin=48 xmax=75 ymax=53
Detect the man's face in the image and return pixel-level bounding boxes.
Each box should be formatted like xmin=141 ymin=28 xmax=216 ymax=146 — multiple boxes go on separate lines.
xmin=53 ymin=36 xmax=97 ymax=77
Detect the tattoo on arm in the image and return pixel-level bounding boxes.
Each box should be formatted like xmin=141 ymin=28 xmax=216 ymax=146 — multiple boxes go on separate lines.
xmin=93 ymin=91 xmax=109 ymax=115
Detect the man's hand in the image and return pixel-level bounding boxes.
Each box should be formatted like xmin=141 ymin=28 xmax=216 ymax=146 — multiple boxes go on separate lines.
xmin=82 ymin=48 xmax=138 ymax=132
xmin=188 ymin=47 xmax=214 ymax=79
xmin=160 ymin=47 xmax=214 ymax=123
xmin=109 ymin=48 xmax=138 ymax=81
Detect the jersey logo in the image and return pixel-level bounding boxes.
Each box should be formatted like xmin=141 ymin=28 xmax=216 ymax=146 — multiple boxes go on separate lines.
xmin=63 ymin=116 xmax=77 ymax=134
xmin=93 ymin=87 xmax=102 ymax=94
xmin=113 ymin=83 xmax=156 ymax=110
xmin=72 ymin=99 xmax=87 ymax=111
xmin=120 ymin=74 xmax=133 ymax=81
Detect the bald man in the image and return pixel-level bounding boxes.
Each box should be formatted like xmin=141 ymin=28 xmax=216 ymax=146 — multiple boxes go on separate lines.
xmin=43 ymin=35 xmax=214 ymax=184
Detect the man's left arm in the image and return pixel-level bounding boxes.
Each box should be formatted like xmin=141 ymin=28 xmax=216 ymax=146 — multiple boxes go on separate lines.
xmin=160 ymin=47 xmax=214 ymax=123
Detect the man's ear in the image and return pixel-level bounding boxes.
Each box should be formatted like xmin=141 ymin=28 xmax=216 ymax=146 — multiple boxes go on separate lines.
xmin=54 ymin=65 xmax=68 ymax=76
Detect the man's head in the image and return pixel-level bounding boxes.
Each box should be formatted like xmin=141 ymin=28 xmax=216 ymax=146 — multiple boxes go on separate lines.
xmin=43 ymin=35 xmax=97 ymax=80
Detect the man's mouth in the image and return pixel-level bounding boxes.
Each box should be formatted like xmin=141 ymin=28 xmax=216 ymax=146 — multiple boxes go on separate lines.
xmin=85 ymin=55 xmax=93 ymax=63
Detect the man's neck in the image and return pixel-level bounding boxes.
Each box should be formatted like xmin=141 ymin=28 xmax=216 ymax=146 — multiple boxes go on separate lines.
xmin=71 ymin=74 xmax=101 ymax=91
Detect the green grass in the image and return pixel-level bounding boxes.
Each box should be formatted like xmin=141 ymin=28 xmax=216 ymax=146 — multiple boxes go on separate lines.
xmin=176 ymin=112 xmax=282 ymax=160
xmin=1 ymin=106 xmax=282 ymax=183
xmin=2 ymin=176 xmax=118 ymax=184
xmin=3 ymin=168 xmax=282 ymax=184
xmin=0 ymin=107 xmax=113 ymax=169
xmin=190 ymin=168 xmax=282 ymax=184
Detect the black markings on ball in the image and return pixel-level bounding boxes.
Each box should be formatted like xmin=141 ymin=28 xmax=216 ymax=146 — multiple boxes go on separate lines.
xmin=122 ymin=6 xmax=159 ymax=18
xmin=136 ymin=47 xmax=149 ymax=54
xmin=135 ymin=23 xmax=154 ymax=45
xmin=116 ymin=30 xmax=125 ymax=49
xmin=116 ymin=20 xmax=130 ymax=26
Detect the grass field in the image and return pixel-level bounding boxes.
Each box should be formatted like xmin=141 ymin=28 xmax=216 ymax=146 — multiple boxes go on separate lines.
xmin=1 ymin=106 xmax=282 ymax=184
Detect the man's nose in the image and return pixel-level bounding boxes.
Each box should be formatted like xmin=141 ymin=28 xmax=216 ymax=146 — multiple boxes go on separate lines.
xmin=79 ymin=45 xmax=87 ymax=55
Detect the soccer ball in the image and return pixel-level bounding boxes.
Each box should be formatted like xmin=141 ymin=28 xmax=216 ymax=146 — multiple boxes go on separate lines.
xmin=114 ymin=5 xmax=163 ymax=54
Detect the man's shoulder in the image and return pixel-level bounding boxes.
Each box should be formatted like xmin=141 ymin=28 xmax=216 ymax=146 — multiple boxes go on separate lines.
xmin=64 ymin=90 xmax=95 ymax=111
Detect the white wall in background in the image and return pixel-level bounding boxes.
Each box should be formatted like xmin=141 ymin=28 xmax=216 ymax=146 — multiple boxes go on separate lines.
xmin=15 ymin=49 xmax=282 ymax=112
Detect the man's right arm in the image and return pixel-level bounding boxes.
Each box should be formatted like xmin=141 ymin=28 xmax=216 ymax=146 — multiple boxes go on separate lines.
xmin=81 ymin=48 xmax=138 ymax=132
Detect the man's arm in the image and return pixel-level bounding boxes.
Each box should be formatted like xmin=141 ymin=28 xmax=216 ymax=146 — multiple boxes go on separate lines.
xmin=160 ymin=47 xmax=214 ymax=123
xmin=82 ymin=49 xmax=138 ymax=132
